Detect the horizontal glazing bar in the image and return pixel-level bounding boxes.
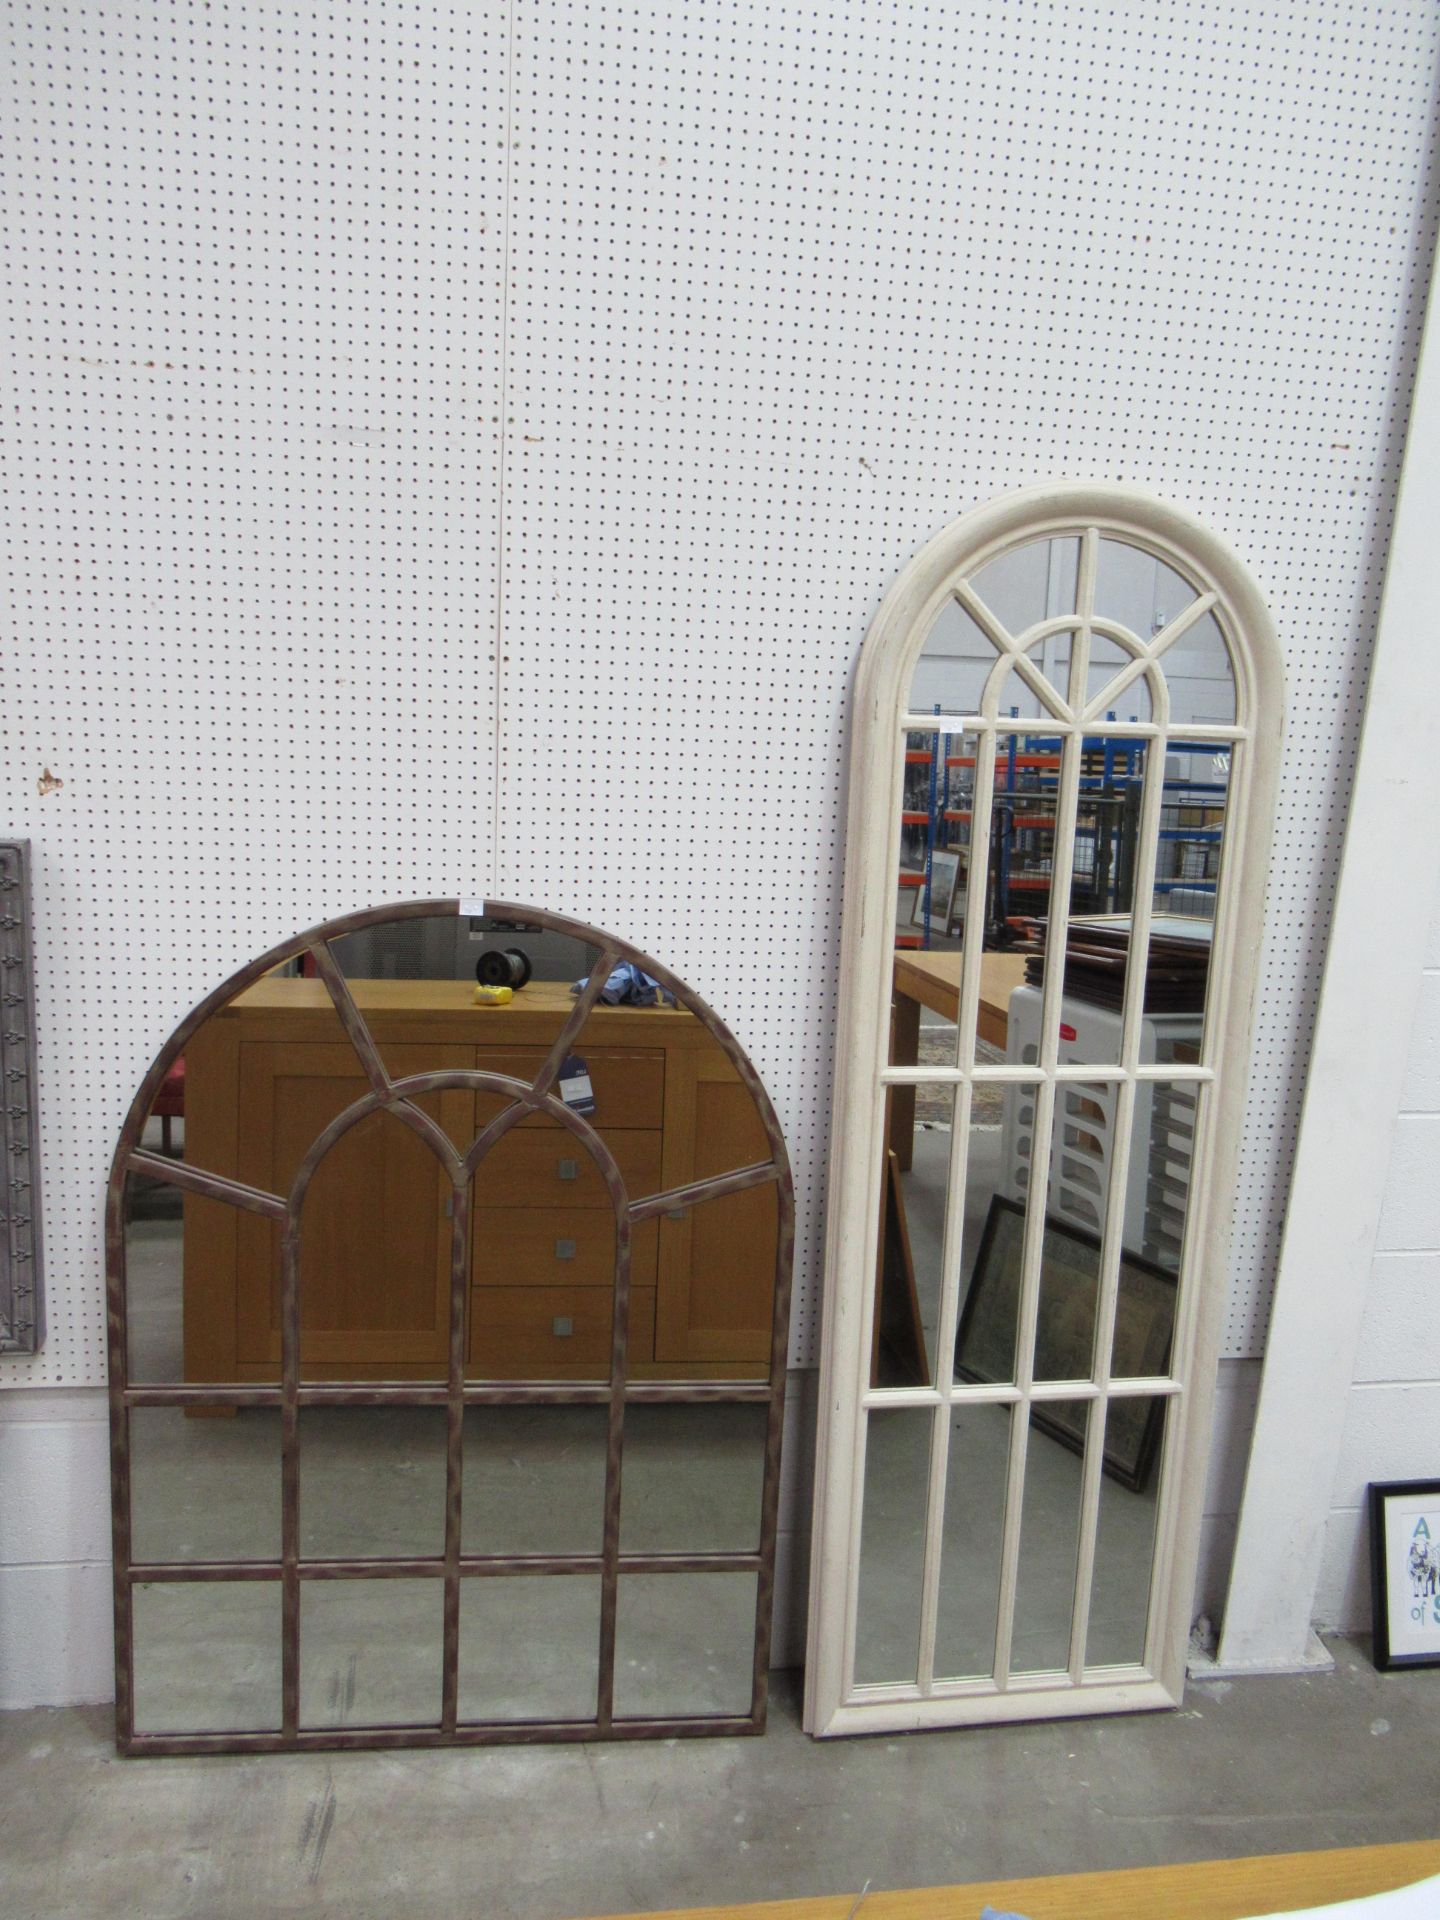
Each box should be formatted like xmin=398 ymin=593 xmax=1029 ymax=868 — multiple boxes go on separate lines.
xmin=125 ymin=1381 xmax=778 ymax=1409
xmin=124 ymin=1716 xmax=762 ymax=1756
xmin=862 ymin=1382 xmax=1020 ymax=1411
xmin=879 ymin=1064 xmax=1213 ymax=1088
xmin=861 ymin=1377 xmax=1181 ymax=1413
xmin=848 ymin=1662 xmax=1154 ymax=1707
xmin=128 ymin=1550 xmax=767 ymax=1584
xmin=900 ymin=714 xmax=1246 ymax=744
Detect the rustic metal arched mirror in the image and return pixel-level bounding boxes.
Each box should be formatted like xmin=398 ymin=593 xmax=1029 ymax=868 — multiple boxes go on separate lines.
xmin=805 ymin=482 xmax=1281 ymax=1735
xmin=107 ymin=900 xmax=792 ymax=1753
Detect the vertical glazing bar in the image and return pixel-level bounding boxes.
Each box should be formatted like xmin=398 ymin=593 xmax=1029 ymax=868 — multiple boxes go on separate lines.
xmin=989 ymin=1076 xmax=1056 ymax=1687
xmin=992 ymin=608 xmax=1088 ymax=1682
xmin=954 ymin=730 xmax=998 ymax=1075
xmin=913 ymin=719 xmax=997 ymax=1687
xmin=1037 ymin=732 xmax=1084 ymax=1077
xmin=280 ymin=1219 xmax=301 ymax=1740
xmin=914 ymin=1402 xmax=951 ymax=1694
xmin=1064 ymin=1075 xmax=1137 ymax=1678
xmin=595 ymin=1202 xmax=635 ymax=1734
xmin=440 ymin=1177 xmax=470 ymax=1734
xmin=915 ymin=1078 xmax=974 ymax=1690
xmin=1141 ymin=1081 xmax=1213 ymax=1670
xmin=748 ymin=1165 xmax=797 ymax=1725
xmin=105 ymin=1174 xmax=136 ymax=1746
xmin=1067 ymin=724 xmax=1169 ymax=1677
xmin=1067 ymin=528 xmax=1098 ymax=716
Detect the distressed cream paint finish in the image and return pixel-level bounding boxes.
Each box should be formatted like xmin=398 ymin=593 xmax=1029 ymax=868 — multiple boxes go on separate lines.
xmin=805 ymin=483 xmax=1283 ymax=1734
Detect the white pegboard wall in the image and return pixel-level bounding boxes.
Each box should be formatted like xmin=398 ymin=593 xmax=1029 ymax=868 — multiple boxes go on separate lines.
xmin=3 ymin=1 xmax=1438 ymax=1386
xmin=1 ymin=1 xmax=509 ymax=1385
xmin=494 ymin=0 xmax=1439 ymax=1364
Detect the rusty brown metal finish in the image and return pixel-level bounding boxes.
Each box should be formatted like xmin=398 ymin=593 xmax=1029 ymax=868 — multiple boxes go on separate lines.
xmin=595 ymin=1179 xmax=636 ymax=1735
xmin=126 ymin=1151 xmax=288 ymax=1221
xmin=280 ymin=1210 xmax=301 ymax=1742
xmin=123 ymin=1380 xmax=774 ymax=1408
xmin=127 ymin=1549 xmax=766 ymax=1584
xmin=529 ymin=944 xmax=620 ymax=1101
xmin=307 ymin=940 xmax=392 ymax=1095
xmin=107 ymin=899 xmax=796 ymax=1755
xmin=629 ymin=1160 xmax=781 ymax=1223
xmin=750 ymin=1143 xmax=798 ymax=1726
xmin=441 ymin=1177 xmax=470 ymax=1737
xmin=124 ymin=1715 xmax=761 ymax=1758
xmin=288 ymin=1081 xmax=466 ymax=1203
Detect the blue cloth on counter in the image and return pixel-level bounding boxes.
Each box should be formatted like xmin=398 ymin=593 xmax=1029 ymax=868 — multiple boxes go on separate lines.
xmin=980 ymin=1908 xmax=1033 ymax=1920
xmin=572 ymin=961 xmax=676 ymax=1007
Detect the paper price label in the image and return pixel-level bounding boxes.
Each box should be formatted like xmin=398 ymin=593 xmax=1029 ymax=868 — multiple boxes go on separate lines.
xmin=557 ymin=1054 xmax=596 ymax=1115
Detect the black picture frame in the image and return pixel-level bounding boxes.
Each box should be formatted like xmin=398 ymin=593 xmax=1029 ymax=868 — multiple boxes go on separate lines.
xmin=1368 ymin=1478 xmax=1440 ymax=1671
xmin=955 ymin=1194 xmax=1175 ymax=1493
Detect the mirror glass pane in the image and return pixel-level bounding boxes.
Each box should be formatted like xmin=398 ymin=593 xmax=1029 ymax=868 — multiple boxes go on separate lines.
xmin=297 ymin=1104 xmax=458 ymax=1385
xmin=1085 ymin=637 xmax=1151 ymax=723
xmin=1094 ymin=536 xmax=1197 ymax=638
xmin=123 ymin=1170 xmax=280 ymax=1386
xmin=330 ymin=910 xmax=599 ymax=992
xmin=131 ymin=963 xmax=350 ymax=1183
xmin=982 ymin=734 xmax=1060 ymax=952
xmin=132 ymin=1582 xmax=281 ymax=1734
xmin=462 ymin=1404 xmax=609 ymax=1556
xmin=933 ymin=1402 xmax=1009 ymax=1680
xmin=852 ymin=1407 xmax=931 ymax=1684
xmin=872 ymin=1086 xmax=952 ymax=1389
xmin=909 ymin=598 xmax=1001 ymax=716
xmin=1010 ymin=1398 xmax=1090 ymax=1675
xmin=298 ymin=1407 xmax=447 ymax=1560
xmin=1164 ymin=610 xmax=1235 ymax=726
xmin=619 ymin=1402 xmax=767 ymax=1553
xmin=895 ymin=728 xmax=977 ymax=965
xmin=458 ymin=1577 xmax=601 ymax=1721
xmin=299 ymin=1579 xmax=442 ymax=1728
xmin=1157 ymin=741 xmax=1230 ymax=937
xmin=130 ymin=1407 xmax=280 ymax=1563
xmin=470 ymin=1213 xmax=618 ymax=1382
xmin=954 ymin=1164 xmax=1025 ymax=1391
xmin=971 ymin=537 xmax=1079 ymax=637
xmin=1086 ymin=1395 xmax=1168 ymax=1669
xmin=1032 ymin=1101 xmax=1111 ymax=1382
xmin=613 ymin=1573 xmax=757 ymax=1717
xmin=1109 ymin=1112 xmax=1186 ymax=1375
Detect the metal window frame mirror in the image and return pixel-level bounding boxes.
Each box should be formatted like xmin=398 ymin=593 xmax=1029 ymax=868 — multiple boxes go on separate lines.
xmin=106 ymin=899 xmax=794 ymax=1754
xmin=1 ymin=839 xmax=45 ymax=1354
xmin=804 ymin=482 xmax=1283 ymax=1736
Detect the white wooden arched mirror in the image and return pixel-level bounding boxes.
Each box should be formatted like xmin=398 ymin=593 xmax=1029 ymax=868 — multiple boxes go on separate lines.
xmin=805 ymin=483 xmax=1282 ymax=1735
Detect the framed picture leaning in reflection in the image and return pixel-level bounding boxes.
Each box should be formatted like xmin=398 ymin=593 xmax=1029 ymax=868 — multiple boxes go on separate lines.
xmin=955 ymin=1195 xmax=1175 ymax=1492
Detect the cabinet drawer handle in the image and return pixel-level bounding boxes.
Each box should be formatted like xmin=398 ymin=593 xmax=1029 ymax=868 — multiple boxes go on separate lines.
xmin=552 ymin=1316 xmax=574 ymax=1337
xmin=664 ymin=1207 xmax=686 ymax=1221
xmin=554 ymin=1237 xmax=577 ymax=1260
xmin=557 ymin=1157 xmax=579 ymax=1182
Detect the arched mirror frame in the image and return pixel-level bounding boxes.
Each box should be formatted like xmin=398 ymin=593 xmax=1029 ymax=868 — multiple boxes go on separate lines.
xmin=105 ymin=898 xmax=794 ymax=1754
xmin=805 ymin=482 xmax=1282 ymax=1735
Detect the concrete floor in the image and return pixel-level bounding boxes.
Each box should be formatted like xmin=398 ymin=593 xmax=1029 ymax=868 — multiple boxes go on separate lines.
xmin=3 ymin=1641 xmax=1439 ymax=1919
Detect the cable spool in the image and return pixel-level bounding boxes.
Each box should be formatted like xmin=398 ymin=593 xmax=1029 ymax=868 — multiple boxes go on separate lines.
xmin=475 ymin=947 xmax=533 ymax=991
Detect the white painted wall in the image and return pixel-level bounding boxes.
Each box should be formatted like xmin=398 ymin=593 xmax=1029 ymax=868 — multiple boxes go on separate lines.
xmin=1313 ymin=882 xmax=1440 ymax=1634
xmin=0 ymin=1391 xmax=112 ymax=1709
